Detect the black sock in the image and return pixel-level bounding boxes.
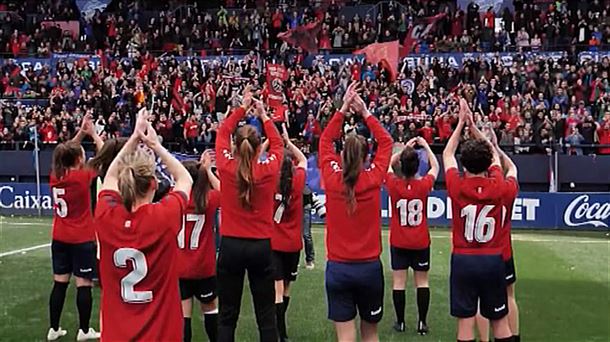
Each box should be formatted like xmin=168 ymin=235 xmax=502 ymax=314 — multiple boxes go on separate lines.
xmin=276 ymin=303 xmax=287 ymax=339
xmin=416 ymin=287 xmax=430 ymax=324
xmin=183 ymin=317 xmax=192 ymax=342
xmin=204 ymin=313 xmax=218 ymax=342
xmin=494 ymin=337 xmax=514 ymax=342
xmin=76 ymin=286 xmax=93 ymax=332
xmin=49 ymin=281 xmax=68 ymax=330
xmin=457 ymin=340 xmax=475 ymax=342
xmin=513 ymin=335 xmax=520 ymax=342
xmin=283 ymin=295 xmax=290 ymax=313
xmin=392 ymin=289 xmax=406 ymax=324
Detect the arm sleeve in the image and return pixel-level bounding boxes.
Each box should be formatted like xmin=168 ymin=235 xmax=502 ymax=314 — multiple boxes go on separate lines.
xmin=445 ymin=167 xmax=460 ymax=199
xmin=423 ymin=174 xmax=436 ymax=192
xmin=216 ymin=107 xmax=246 ymax=170
xmin=319 ymin=111 xmax=345 ymax=175
xmin=365 ymin=115 xmax=394 ymax=183
xmin=261 ymin=119 xmax=284 ymax=173
xmin=504 ymin=176 xmax=519 ymax=200
xmin=157 ymin=191 xmax=188 ymax=235
xmin=293 ymin=167 xmax=307 ymax=192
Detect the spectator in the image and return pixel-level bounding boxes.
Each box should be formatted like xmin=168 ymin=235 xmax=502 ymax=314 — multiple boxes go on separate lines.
xmin=565 ymin=127 xmax=585 ymax=155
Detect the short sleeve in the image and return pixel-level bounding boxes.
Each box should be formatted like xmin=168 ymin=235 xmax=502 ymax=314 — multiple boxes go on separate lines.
xmin=96 ymin=190 xmax=123 ymax=218
xmin=208 ymin=190 xmax=221 ymax=210
xmin=504 ymin=176 xmax=519 ymax=200
xmin=422 ymin=174 xmax=436 ymax=192
xmin=155 ymin=191 xmax=188 ymax=235
xmin=445 ymin=167 xmax=460 ymax=198
xmin=293 ymin=167 xmax=306 ymax=192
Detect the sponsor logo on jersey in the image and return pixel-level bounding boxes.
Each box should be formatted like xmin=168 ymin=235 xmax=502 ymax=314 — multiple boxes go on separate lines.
xmin=563 ymin=195 xmax=610 ymax=228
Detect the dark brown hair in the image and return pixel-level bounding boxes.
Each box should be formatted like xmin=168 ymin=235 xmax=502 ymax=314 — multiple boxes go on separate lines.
xmin=182 ymin=160 xmax=210 ymax=214
xmin=279 ymin=148 xmax=294 ymax=208
xmin=399 ymin=146 xmax=420 ymax=178
xmin=52 ymin=141 xmax=83 ymax=179
xmin=342 ymin=134 xmax=368 ymax=214
xmin=235 ymin=125 xmax=260 ymax=208
xmin=89 ymin=137 xmax=128 ymax=179
xmin=460 ymin=139 xmax=493 ymax=174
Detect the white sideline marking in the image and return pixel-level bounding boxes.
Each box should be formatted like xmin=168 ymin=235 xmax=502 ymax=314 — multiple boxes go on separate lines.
xmin=0 ymin=243 xmax=50 ymax=258
xmin=1 ymin=222 xmax=48 ymax=226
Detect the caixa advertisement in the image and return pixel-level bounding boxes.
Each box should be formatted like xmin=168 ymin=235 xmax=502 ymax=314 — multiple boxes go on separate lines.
xmin=0 ymin=183 xmax=608 ymax=230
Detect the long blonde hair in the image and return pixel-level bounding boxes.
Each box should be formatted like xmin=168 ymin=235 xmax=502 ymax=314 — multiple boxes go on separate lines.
xmin=117 ymin=149 xmax=156 ymax=211
xmin=234 ymin=125 xmax=260 ymax=209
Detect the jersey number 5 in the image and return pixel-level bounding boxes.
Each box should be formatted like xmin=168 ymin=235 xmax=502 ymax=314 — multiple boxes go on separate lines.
xmin=177 ymin=214 xmax=206 ymax=250
xmin=113 ymin=248 xmax=152 ymax=303
xmin=460 ymin=204 xmax=495 ymax=243
xmin=52 ymin=188 xmax=68 ymax=218
xmin=396 ymin=199 xmax=423 ymax=227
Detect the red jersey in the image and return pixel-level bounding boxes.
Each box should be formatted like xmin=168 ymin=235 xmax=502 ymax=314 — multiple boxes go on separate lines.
xmin=320 ymin=112 xmax=393 ymax=262
xmin=272 ymin=167 xmax=306 ymax=252
xmin=95 ymin=190 xmax=187 ymax=342
xmin=177 ymin=190 xmax=221 ymax=279
xmin=500 ymin=179 xmax=519 ymax=261
xmin=50 ymin=168 xmax=97 ymax=243
xmin=215 ymin=107 xmax=283 ymax=239
xmin=184 ymin=120 xmax=199 ymax=139
xmin=446 ymin=166 xmax=518 ymax=255
xmin=386 ymin=174 xmax=435 ymax=250
xmin=272 ymin=104 xmax=287 ymax=123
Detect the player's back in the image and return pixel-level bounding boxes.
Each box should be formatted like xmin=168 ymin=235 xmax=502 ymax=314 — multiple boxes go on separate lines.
xmin=50 ymin=168 xmax=97 ymax=243
xmin=272 ymin=167 xmax=306 ymax=252
xmin=386 ymin=173 xmax=435 ymax=250
xmin=95 ymin=190 xmax=186 ymax=342
xmin=177 ymin=190 xmax=221 ymax=279
xmin=446 ymin=166 xmax=511 ymax=255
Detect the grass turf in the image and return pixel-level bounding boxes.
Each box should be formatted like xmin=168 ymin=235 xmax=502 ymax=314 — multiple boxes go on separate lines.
xmin=0 ymin=216 xmax=608 ymax=342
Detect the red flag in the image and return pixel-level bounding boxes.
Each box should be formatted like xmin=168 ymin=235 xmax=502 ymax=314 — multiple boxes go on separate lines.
xmin=277 ymin=20 xmax=322 ymax=53
xmin=266 ymin=63 xmax=288 ymax=108
xmin=402 ymin=13 xmax=446 ymax=57
xmin=354 ymin=41 xmax=400 ymax=81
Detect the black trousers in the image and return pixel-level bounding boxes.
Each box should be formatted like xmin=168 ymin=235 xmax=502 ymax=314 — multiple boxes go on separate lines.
xmin=217 ymin=236 xmax=277 ymax=342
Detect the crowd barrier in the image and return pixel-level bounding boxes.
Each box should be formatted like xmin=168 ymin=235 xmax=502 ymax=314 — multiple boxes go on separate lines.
xmin=0 ymin=183 xmax=607 ymax=230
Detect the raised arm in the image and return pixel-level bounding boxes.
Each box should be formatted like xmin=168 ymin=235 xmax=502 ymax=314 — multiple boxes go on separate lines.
xmin=216 ymin=105 xmax=249 ymax=170
xmin=283 ymin=126 xmax=307 ymax=169
xmin=417 ymin=137 xmax=439 ymax=179
xmin=78 ymin=114 xmax=104 ymax=152
xmin=142 ymin=122 xmax=193 ymax=196
xmin=255 ymin=100 xmax=283 ymax=168
xmin=442 ymin=118 xmax=465 ymax=172
xmin=201 ymin=150 xmax=220 ymax=190
xmin=319 ymin=82 xmax=358 ymax=166
xmin=101 ymin=131 xmax=140 ymax=192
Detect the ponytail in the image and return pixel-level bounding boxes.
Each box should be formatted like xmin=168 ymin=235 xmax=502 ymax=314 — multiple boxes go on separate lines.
xmin=182 ymin=160 xmax=210 ymax=214
xmin=52 ymin=141 xmax=83 ymax=179
xmin=342 ymin=134 xmax=367 ymax=214
xmin=89 ymin=137 xmax=128 ymax=179
xmin=279 ymin=149 xmax=294 ymax=208
xmin=235 ymin=125 xmax=260 ymax=209
xmin=117 ymin=149 xmax=156 ymax=212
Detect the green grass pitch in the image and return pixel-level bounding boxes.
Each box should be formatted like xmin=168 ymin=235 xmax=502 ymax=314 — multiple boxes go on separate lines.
xmin=0 ymin=216 xmax=608 ymax=341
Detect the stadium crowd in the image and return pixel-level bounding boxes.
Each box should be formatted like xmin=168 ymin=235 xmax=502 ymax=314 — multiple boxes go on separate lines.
xmin=0 ymin=0 xmax=610 ymax=155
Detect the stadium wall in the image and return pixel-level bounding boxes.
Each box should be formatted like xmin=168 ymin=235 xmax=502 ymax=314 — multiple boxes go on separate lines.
xmin=0 ymin=183 xmax=607 ymax=230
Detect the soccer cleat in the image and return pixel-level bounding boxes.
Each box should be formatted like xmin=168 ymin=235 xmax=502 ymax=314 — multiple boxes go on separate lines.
xmin=305 ymin=261 xmax=315 ymax=270
xmin=76 ymin=328 xmax=100 ymax=341
xmin=417 ymin=321 xmax=429 ymax=335
xmin=47 ymin=327 xmax=67 ymax=341
xmin=393 ymin=321 xmax=405 ymax=332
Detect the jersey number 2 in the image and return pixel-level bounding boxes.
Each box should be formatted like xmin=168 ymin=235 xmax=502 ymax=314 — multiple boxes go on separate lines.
xmin=177 ymin=214 xmax=206 ymax=250
xmin=460 ymin=204 xmax=495 ymax=243
xmin=113 ymin=248 xmax=152 ymax=303
xmin=396 ymin=199 xmax=423 ymax=227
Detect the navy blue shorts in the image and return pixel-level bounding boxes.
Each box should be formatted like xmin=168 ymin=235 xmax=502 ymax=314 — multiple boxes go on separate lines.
xmin=390 ymin=246 xmax=430 ymax=271
xmin=505 ymin=257 xmax=516 ymax=285
xmin=51 ymin=240 xmax=96 ymax=279
xmin=450 ymin=254 xmax=508 ymax=320
xmin=325 ymin=260 xmax=384 ymax=323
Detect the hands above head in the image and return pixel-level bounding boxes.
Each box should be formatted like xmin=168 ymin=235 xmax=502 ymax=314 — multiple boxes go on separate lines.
xmin=80 ymin=114 xmax=95 ymax=136
xmin=137 ymin=121 xmax=160 ymax=150
xmin=458 ymin=97 xmax=473 ymax=125
xmin=251 ymin=98 xmax=270 ymax=121
xmin=200 ymin=149 xmax=215 ymax=170
xmin=281 ymin=123 xmax=290 ymax=143
xmin=241 ymin=85 xmax=253 ymax=110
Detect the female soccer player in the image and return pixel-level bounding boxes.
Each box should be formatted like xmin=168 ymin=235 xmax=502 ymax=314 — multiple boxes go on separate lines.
xmin=272 ymin=128 xmax=307 ymax=342
xmin=215 ymin=87 xmax=283 ymax=342
xmin=386 ymin=136 xmax=439 ymax=335
xmin=48 ymin=116 xmax=102 ymax=341
xmin=442 ymin=98 xmax=516 ymax=342
xmin=95 ymin=111 xmax=193 ymax=341
xmin=320 ymin=83 xmax=393 ymax=342
xmin=178 ymin=151 xmax=221 ymax=342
